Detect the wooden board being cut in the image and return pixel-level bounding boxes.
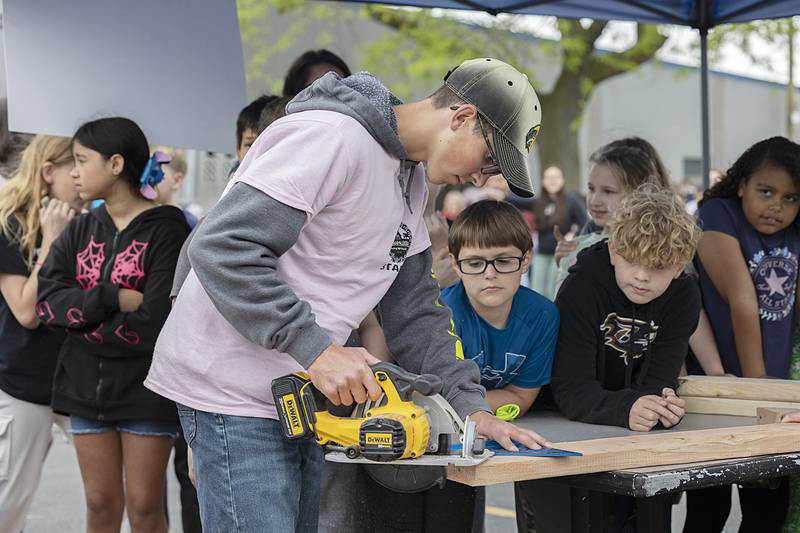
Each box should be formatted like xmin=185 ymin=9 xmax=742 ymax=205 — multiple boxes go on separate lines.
xmin=678 ymin=375 xmax=800 ymax=402
xmin=446 ymin=423 xmax=800 ymax=487
xmin=757 ymin=407 xmax=798 ymax=424
xmin=683 ymin=397 xmax=800 ymax=417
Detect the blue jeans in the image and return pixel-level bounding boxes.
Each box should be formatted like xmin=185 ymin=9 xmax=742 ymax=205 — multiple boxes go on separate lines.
xmin=177 ymin=404 xmax=324 ymax=532
xmin=69 ymin=415 xmax=179 ymax=438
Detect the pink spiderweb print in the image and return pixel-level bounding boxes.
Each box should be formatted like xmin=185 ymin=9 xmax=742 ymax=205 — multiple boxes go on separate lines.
xmin=115 ymin=324 xmax=140 ymax=345
xmin=67 ymin=307 xmax=104 ymax=344
xmin=76 ymin=237 xmax=105 ymax=290
xmin=111 ymin=240 xmax=148 ymax=290
xmin=67 ymin=307 xmax=87 ymax=327
xmin=84 ymin=323 xmax=104 ymax=345
xmin=36 ymin=301 xmax=54 ymax=324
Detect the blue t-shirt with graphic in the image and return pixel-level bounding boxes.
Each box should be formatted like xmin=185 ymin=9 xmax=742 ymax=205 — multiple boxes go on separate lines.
xmin=695 ymin=198 xmax=800 ymax=378
xmin=441 ymin=282 xmax=559 ymax=389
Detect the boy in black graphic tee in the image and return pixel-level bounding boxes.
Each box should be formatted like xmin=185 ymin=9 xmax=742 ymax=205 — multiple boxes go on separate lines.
xmin=515 ymin=186 xmax=703 ymax=533
xmin=551 ymin=185 xmax=701 ymax=430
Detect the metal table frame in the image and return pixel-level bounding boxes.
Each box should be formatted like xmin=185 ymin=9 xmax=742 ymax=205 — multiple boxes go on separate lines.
xmin=551 ymin=453 xmax=800 ymax=532
xmin=511 ymin=412 xmax=800 ymax=532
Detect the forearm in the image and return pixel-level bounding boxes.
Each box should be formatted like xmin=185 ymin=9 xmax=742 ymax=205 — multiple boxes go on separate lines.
xmin=553 ymin=378 xmax=641 ymax=427
xmin=689 ymin=310 xmax=725 ymax=376
xmin=358 ymin=319 xmax=393 ymax=362
xmin=432 ymin=256 xmax=459 ymax=288
xmin=14 ymin=238 xmax=58 ymax=328
xmin=485 ymin=387 xmax=539 ymax=413
xmin=18 ymin=272 xmax=41 ymax=328
xmin=730 ymin=297 xmax=766 ymax=377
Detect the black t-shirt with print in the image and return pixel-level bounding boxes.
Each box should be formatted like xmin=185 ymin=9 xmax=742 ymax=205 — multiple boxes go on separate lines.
xmin=0 ymin=217 xmax=64 ymax=404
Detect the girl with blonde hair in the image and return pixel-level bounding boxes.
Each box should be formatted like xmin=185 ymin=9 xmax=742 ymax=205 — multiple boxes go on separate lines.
xmin=0 ymin=134 xmax=83 ymax=533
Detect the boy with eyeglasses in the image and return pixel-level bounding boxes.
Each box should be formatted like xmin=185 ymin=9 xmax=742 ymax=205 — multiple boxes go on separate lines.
xmin=357 ymin=200 xmax=558 ymax=533
xmin=443 ymin=199 xmax=559 ymax=416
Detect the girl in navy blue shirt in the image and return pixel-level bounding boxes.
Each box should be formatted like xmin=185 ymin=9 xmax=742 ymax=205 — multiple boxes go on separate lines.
xmin=685 ymin=136 xmax=800 ymax=533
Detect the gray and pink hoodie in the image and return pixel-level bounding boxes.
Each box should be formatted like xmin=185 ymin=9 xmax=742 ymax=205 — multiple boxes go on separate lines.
xmin=37 ymin=204 xmax=189 ymax=422
xmin=146 ymin=72 xmax=490 ymax=421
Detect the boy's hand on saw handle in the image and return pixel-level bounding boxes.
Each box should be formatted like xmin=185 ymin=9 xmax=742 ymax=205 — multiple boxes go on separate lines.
xmin=471 ymin=410 xmax=553 ymax=452
xmin=308 ymin=345 xmax=382 ymax=406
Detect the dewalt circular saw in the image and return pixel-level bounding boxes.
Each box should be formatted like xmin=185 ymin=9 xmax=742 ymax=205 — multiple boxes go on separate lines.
xmin=271 ymin=363 xmax=492 ymax=491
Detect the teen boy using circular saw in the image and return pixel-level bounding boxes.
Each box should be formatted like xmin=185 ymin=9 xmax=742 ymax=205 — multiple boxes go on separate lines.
xmin=145 ymin=58 xmax=549 ymax=532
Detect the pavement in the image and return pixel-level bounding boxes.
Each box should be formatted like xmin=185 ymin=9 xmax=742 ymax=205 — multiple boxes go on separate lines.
xmin=27 ymin=428 xmax=741 ymax=532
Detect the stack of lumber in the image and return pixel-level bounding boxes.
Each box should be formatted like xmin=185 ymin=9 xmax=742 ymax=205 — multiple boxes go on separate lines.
xmin=447 ymin=423 xmax=800 ymax=486
xmin=444 ymin=377 xmax=800 ymax=487
xmin=677 ymin=375 xmax=800 ymax=417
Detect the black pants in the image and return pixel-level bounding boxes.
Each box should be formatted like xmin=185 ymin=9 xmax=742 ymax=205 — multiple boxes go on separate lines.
xmin=683 ymin=479 xmax=790 ymax=533
xmin=173 ymin=425 xmax=203 ymax=533
xmin=361 ymin=470 xmax=481 ymax=533
xmin=515 ymin=479 xmax=671 ymax=533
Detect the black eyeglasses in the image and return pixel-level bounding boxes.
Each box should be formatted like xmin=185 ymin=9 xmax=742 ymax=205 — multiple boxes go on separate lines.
xmin=456 ymin=256 xmax=524 ymax=275
xmin=449 ymin=105 xmax=501 ymax=177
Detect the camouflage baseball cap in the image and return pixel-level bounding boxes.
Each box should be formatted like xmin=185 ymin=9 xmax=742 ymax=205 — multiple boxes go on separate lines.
xmin=444 ymin=58 xmax=541 ymax=197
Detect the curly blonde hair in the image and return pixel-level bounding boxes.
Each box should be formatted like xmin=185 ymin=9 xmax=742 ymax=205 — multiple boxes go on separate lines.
xmin=607 ymin=184 xmax=701 ymax=269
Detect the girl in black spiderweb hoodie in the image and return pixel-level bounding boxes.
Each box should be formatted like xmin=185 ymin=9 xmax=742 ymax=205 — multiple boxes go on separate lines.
xmin=515 ymin=185 xmax=702 ymax=533
xmin=37 ymin=117 xmax=188 ymax=533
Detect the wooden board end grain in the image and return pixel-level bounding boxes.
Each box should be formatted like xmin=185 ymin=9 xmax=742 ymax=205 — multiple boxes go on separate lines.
xmin=757 ymin=407 xmax=798 ymax=424
xmin=446 ymin=423 xmax=800 ymax=487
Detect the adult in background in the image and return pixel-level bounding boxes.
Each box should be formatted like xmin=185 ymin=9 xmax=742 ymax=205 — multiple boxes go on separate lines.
xmin=532 ymin=165 xmax=587 ymax=299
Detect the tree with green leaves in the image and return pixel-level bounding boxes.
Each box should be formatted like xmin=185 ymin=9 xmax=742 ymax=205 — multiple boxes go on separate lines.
xmin=238 ymin=0 xmax=669 ymax=189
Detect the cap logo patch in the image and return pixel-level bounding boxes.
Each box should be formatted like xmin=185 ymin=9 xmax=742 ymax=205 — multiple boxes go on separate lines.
xmin=525 ymin=125 xmax=541 ymax=152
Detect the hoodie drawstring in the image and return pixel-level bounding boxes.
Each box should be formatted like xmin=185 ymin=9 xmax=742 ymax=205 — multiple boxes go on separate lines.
xmin=398 ymin=160 xmax=417 ymax=214
xmin=624 ymin=306 xmax=635 ymax=388
xmin=633 ymin=305 xmax=653 ymax=387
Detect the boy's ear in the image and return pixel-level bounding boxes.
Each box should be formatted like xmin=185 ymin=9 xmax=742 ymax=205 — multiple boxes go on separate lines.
xmin=608 ymin=244 xmax=617 ymax=266
xmin=449 ymin=253 xmax=463 ymax=279
xmin=672 ymin=264 xmax=685 ymax=279
xmin=449 ymin=104 xmax=478 ymax=132
xmin=522 ymin=250 xmax=532 ymax=272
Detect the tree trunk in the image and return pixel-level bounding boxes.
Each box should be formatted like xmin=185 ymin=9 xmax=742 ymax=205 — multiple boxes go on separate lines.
xmin=536 ymin=75 xmax=584 ymax=194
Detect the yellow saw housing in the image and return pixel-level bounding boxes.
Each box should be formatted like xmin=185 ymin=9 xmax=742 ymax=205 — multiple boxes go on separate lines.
xmin=272 ymin=365 xmax=437 ymax=462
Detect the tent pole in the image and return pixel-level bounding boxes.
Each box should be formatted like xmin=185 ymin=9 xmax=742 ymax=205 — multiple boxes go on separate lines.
xmin=700 ymin=26 xmax=710 ymax=190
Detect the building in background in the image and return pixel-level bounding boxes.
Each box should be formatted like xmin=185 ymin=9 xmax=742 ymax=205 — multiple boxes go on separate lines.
xmin=0 ymin=6 xmax=796 ymax=213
